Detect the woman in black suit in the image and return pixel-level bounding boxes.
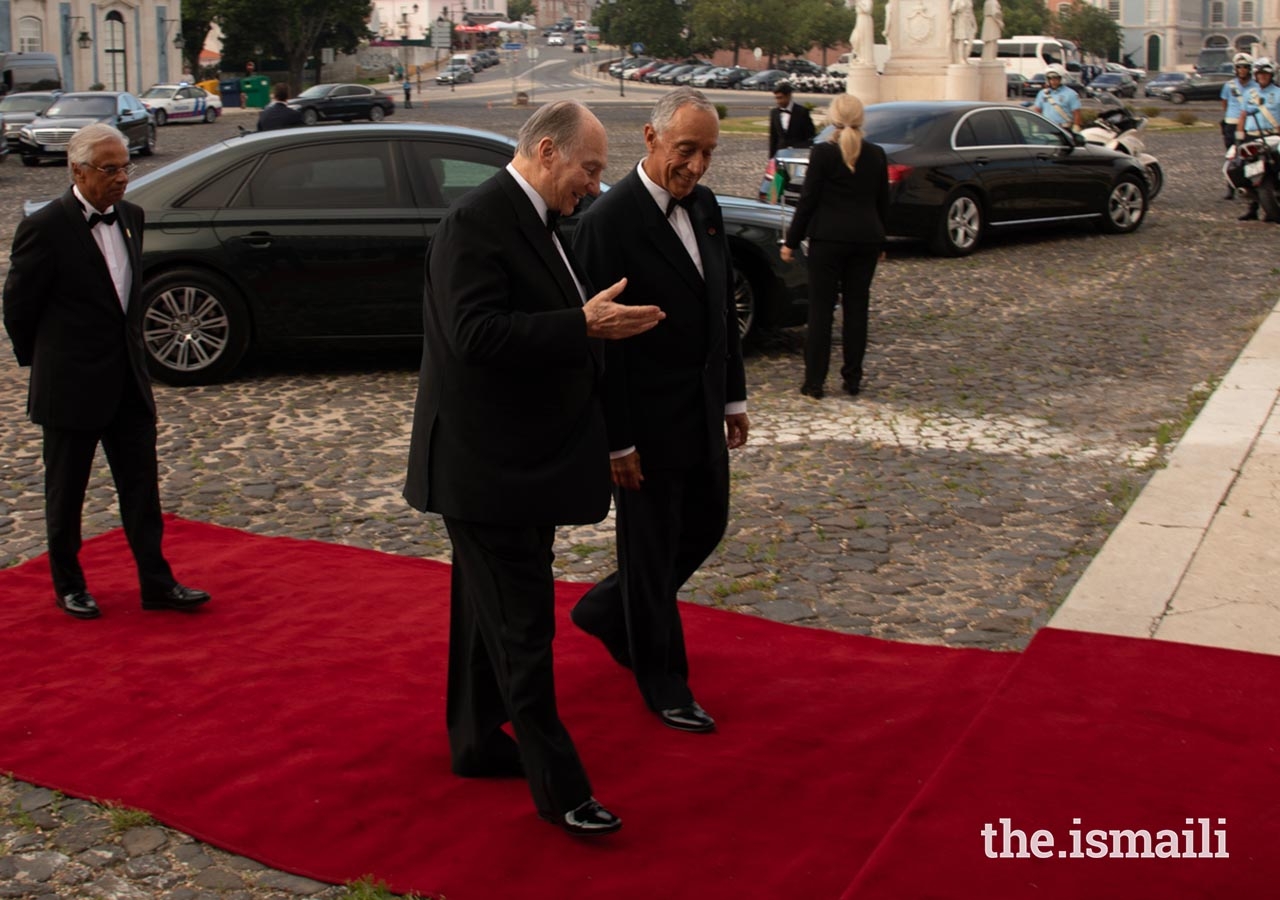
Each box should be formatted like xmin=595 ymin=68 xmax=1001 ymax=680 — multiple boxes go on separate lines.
xmin=781 ymin=93 xmax=889 ymax=398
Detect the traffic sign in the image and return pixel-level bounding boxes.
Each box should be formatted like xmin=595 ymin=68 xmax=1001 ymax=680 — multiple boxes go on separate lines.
xmin=503 ymin=41 xmax=524 ymax=50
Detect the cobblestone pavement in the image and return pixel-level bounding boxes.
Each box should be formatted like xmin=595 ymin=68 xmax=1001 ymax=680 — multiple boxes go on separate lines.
xmin=1 ymin=96 xmax=1276 ymax=898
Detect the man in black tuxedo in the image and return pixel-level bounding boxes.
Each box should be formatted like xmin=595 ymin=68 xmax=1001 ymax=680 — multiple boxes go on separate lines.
xmin=2 ymin=124 xmax=210 ymax=620
xmin=403 ymin=100 xmax=664 ymax=837
xmin=768 ymin=82 xmax=816 ymax=160
xmin=256 ymin=84 xmax=304 ymax=132
xmin=571 ymin=88 xmax=749 ymax=735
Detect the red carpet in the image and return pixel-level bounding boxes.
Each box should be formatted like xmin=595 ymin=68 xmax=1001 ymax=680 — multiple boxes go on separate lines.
xmin=843 ymin=628 xmax=1280 ymax=898
xmin=0 ymin=518 xmax=1016 ymax=900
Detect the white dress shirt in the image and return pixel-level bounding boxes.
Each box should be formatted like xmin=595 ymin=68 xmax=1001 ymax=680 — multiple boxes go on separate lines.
xmin=505 ymin=163 xmax=586 ymax=303
xmin=73 ymin=184 xmax=131 ymax=311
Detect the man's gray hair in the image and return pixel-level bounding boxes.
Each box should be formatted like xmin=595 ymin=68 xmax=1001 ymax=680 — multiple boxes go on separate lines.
xmin=68 ymin=123 xmax=129 ymax=168
xmin=650 ymin=87 xmax=717 ymax=135
xmin=515 ymin=100 xmax=590 ymax=159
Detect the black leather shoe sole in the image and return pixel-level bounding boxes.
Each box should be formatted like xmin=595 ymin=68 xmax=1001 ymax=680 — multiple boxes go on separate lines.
xmin=141 ymin=585 xmax=210 ymax=611
xmin=539 ymin=799 xmax=622 ymax=836
xmin=659 ymin=703 xmax=716 ymax=733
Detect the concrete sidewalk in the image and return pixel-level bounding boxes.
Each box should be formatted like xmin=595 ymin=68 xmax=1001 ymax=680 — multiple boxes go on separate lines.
xmin=1052 ymin=295 xmax=1280 ymax=656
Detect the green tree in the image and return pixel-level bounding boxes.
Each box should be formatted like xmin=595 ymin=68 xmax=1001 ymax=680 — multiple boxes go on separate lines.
xmin=217 ymin=0 xmax=373 ymax=93
xmin=686 ymin=0 xmax=765 ymax=65
xmin=180 ymin=0 xmax=219 ymax=79
xmin=1054 ymin=1 xmax=1120 ymax=59
xmin=508 ymin=0 xmax=538 ymax=22
xmin=799 ymin=0 xmax=855 ymax=65
xmin=999 ymin=0 xmax=1049 ymax=38
xmin=594 ymin=0 xmax=689 ymax=60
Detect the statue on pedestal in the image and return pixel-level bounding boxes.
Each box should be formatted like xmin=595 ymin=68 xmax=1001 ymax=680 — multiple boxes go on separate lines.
xmin=850 ymin=0 xmax=875 ymax=64
xmin=981 ymin=0 xmax=1003 ymax=60
xmin=950 ymin=0 xmax=976 ymax=64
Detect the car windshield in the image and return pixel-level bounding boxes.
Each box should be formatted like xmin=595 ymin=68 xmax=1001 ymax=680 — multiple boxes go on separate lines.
xmin=1093 ymin=75 xmax=1120 ymax=83
xmin=862 ymin=107 xmax=942 ymax=146
xmin=297 ymin=85 xmax=332 ymax=99
xmin=45 ymin=97 xmax=115 ymax=117
xmin=0 ymin=95 xmax=51 ymax=112
xmin=141 ymin=87 xmax=177 ymax=99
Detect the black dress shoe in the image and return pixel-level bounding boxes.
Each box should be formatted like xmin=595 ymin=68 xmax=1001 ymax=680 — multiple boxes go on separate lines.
xmin=800 ymin=383 xmax=824 ymax=399
xmin=1224 ymin=186 xmax=1237 ymax=200
xmin=540 ymin=798 xmax=622 ymax=836
xmin=842 ymin=381 xmax=861 ymax=396
xmin=142 ymin=583 xmax=211 ymax=611
xmin=56 ymin=591 xmax=101 ymax=620
xmin=659 ymin=701 xmax=716 ymax=733
xmin=1239 ymin=205 xmax=1260 ymax=221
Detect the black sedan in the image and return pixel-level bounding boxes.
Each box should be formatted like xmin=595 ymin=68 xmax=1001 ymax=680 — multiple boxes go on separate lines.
xmin=775 ymin=102 xmax=1148 ymax=256
xmin=16 ymin=91 xmax=155 ymax=165
xmin=1155 ymin=73 xmax=1231 ymax=103
xmin=72 ymin=125 xmax=804 ymax=384
xmin=739 ymin=70 xmax=790 ymax=91
xmin=436 ymin=65 xmax=475 ymax=84
xmin=0 ymin=90 xmax=60 ymax=149
xmin=1089 ymin=73 xmax=1137 ymax=98
xmin=285 ymin=84 xmax=395 ymax=126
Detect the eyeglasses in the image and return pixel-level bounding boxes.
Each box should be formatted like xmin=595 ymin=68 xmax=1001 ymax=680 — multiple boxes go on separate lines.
xmin=81 ymin=162 xmax=137 ymax=178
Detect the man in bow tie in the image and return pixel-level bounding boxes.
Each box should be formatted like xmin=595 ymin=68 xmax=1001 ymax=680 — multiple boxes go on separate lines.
xmin=2 ymin=123 xmax=210 ymax=621
xmin=571 ymin=87 xmax=749 ymax=736
xmin=403 ymin=100 xmax=663 ymax=837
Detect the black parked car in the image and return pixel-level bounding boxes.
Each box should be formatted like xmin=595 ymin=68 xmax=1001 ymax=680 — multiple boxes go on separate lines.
xmin=711 ymin=66 xmax=753 ymax=89
xmin=739 ymin=69 xmax=790 ymax=91
xmin=1089 ymin=72 xmax=1138 ymax=98
xmin=1155 ymin=72 xmax=1231 ymax=103
xmin=16 ymin=91 xmax=155 ymax=165
xmin=775 ymin=102 xmax=1148 ymax=256
xmin=0 ymin=90 xmax=59 ymax=149
xmin=285 ymin=83 xmax=395 ymax=126
xmin=50 ymin=125 xmax=804 ymax=384
xmin=1143 ymin=71 xmax=1188 ymax=97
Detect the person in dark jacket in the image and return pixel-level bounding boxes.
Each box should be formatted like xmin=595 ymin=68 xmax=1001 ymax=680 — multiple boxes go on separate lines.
xmin=781 ymin=93 xmax=889 ymax=398
xmin=256 ymin=84 xmax=304 ymax=131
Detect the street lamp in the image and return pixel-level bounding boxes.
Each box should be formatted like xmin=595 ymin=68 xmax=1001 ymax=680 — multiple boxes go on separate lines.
xmin=164 ymin=18 xmax=185 ymax=50
xmin=64 ymin=15 xmax=92 ymax=54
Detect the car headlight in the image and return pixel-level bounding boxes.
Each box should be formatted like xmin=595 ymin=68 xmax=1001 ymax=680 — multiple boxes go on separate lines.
xmin=19 ymin=125 xmax=33 ymax=138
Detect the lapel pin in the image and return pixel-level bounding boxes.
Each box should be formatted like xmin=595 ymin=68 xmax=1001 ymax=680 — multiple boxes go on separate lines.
xmin=708 ymin=227 xmax=717 ymax=236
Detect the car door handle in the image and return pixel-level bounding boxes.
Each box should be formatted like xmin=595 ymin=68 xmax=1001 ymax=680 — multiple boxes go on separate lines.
xmin=237 ymin=231 xmax=274 ymax=248
xmin=973 ymin=156 xmax=990 ymax=166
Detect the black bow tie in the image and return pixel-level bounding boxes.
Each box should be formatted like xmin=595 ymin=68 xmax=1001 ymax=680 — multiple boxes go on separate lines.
xmin=545 ymin=210 xmax=560 ymax=232
xmin=665 ymin=193 xmax=696 ymax=218
xmin=87 ymin=210 xmax=118 ymax=229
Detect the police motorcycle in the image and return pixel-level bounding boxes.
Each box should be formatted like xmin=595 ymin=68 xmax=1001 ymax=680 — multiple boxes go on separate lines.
xmin=1224 ymin=130 xmax=1280 ymax=220
xmin=1080 ymin=93 xmax=1164 ymax=201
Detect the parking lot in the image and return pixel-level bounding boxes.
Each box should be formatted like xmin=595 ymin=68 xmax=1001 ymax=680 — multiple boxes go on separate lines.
xmin=0 ymin=96 xmax=1274 ymax=654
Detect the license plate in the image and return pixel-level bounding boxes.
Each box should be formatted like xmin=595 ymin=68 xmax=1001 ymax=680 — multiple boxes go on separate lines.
xmin=1245 ymin=159 xmax=1265 ymax=179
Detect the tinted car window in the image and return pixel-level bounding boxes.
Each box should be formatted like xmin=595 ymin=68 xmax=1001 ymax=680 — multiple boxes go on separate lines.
xmin=179 ymin=158 xmax=257 ymax=209
xmin=47 ymin=96 xmax=114 ymax=116
xmin=333 ymin=85 xmax=360 ymax=98
xmin=863 ymin=108 xmax=939 ymax=146
xmin=405 ymin=141 xmax=509 ymax=206
xmin=234 ymin=142 xmax=401 ymax=209
xmin=955 ymin=109 xmax=1016 ymax=147
xmin=1008 ymin=109 xmax=1068 ymax=146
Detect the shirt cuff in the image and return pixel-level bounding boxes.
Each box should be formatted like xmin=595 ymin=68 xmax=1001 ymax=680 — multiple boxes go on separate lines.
xmin=609 ymin=446 xmax=637 ymax=460
xmin=726 ymin=401 xmax=747 ymax=416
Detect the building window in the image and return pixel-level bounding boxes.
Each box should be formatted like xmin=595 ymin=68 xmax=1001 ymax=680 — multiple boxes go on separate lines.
xmin=1241 ymin=1 xmax=1255 ymax=24
xmin=1210 ymin=0 xmax=1224 ymax=25
xmin=1107 ymin=0 xmax=1120 ymax=19
xmin=104 ymin=11 xmax=128 ymax=91
xmin=18 ymin=16 xmax=43 ymax=53
xmin=1145 ymin=0 xmax=1160 ymax=24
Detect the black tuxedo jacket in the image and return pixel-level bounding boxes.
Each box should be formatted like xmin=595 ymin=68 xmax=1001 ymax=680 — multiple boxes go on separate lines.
xmin=403 ymin=168 xmax=611 ymax=526
xmin=768 ymin=102 xmax=816 ymax=159
xmin=257 ymin=102 xmax=304 ymax=132
xmin=784 ymin=139 xmax=890 ymax=248
xmin=2 ymin=189 xmax=154 ymax=430
xmin=571 ymin=168 xmax=747 ymax=471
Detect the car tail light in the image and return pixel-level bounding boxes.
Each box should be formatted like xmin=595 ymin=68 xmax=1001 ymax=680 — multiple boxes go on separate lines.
xmin=887 ymin=163 xmax=911 ymax=185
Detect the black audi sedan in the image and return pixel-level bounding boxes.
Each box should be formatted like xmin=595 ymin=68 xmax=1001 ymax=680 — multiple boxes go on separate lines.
xmin=284 ymin=84 xmax=395 ymax=126
xmin=775 ymin=102 xmax=1148 ymax=256
xmin=16 ymin=91 xmax=155 ymax=165
xmin=72 ymin=125 xmax=804 ymax=385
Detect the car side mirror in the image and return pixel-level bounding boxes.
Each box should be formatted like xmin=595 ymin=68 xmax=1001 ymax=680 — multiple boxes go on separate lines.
xmin=1072 ymin=132 xmax=1087 ymax=148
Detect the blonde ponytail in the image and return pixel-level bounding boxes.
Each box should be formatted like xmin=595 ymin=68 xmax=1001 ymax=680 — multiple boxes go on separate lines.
xmin=827 ymin=93 xmax=865 ymax=172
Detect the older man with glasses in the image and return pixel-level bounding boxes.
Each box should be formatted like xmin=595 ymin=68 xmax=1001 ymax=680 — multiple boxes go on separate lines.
xmin=3 ymin=123 xmax=209 ymax=620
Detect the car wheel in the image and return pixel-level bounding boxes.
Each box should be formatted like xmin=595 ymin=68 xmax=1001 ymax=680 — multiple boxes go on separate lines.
xmin=1098 ymin=176 xmax=1147 ymax=234
xmin=1169 ymin=92 xmax=1186 ymax=104
xmin=931 ymin=190 xmax=983 ymax=256
xmin=154 ymin=108 xmax=167 ymax=127
xmin=369 ymin=105 xmax=385 ymax=122
xmin=301 ymin=108 xmax=318 ymax=126
xmin=1257 ymin=176 xmax=1280 ymax=222
xmin=1143 ymin=161 xmax=1164 ymax=203
xmin=21 ymin=155 xmax=38 ymax=167
xmin=141 ymin=268 xmax=251 ymax=386
xmin=730 ymin=257 xmax=758 ymax=343
xmin=139 ymin=125 xmax=156 ymax=156
xmin=203 ymin=107 xmax=218 ymax=123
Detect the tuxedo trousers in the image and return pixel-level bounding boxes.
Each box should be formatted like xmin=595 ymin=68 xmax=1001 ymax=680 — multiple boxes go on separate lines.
xmin=443 ymin=516 xmax=592 ymax=817
xmin=41 ymin=375 xmax=174 ymax=598
xmin=573 ymin=451 xmax=730 ymax=712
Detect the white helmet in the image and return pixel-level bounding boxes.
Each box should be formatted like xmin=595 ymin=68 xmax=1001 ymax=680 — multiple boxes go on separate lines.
xmin=1045 ymin=65 xmax=1066 ymax=78
xmin=1233 ymin=52 xmax=1254 ymax=67
xmin=1255 ymin=57 xmax=1275 ymax=75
